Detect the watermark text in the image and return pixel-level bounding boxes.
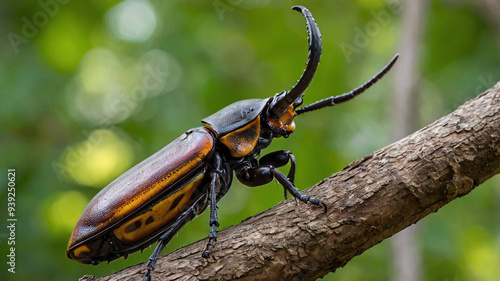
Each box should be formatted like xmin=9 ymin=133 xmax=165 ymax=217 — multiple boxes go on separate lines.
xmin=6 ymin=169 xmax=16 ymax=274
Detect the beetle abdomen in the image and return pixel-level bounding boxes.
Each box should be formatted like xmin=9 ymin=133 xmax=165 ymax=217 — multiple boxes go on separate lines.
xmin=112 ymin=171 xmax=206 ymax=244
xmin=67 ymin=127 xmax=215 ymax=263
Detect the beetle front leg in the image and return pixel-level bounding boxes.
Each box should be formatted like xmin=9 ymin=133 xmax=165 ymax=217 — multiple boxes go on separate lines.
xmin=236 ymin=151 xmax=326 ymax=212
xmin=259 ymin=150 xmax=297 ymax=198
xmin=270 ymin=167 xmax=326 ymax=212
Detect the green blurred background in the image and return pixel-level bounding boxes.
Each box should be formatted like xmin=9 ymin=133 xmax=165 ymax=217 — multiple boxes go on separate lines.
xmin=1 ymin=0 xmax=499 ymax=280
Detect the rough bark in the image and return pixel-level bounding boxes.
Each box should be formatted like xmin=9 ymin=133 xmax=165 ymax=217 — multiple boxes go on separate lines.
xmin=389 ymin=1 xmax=428 ymax=280
xmin=81 ymin=82 xmax=500 ymax=281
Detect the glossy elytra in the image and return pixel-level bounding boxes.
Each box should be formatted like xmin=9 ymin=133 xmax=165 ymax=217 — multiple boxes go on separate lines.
xmin=67 ymin=6 xmax=399 ymax=281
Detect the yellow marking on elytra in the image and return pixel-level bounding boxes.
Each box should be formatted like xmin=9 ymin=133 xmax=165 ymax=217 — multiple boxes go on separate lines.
xmin=70 ymin=244 xmax=91 ymax=263
xmin=111 ymin=135 xmax=213 ymax=224
xmin=113 ymin=173 xmax=205 ymax=244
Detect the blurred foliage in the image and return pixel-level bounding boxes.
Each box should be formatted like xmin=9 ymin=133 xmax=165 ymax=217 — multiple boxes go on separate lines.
xmin=0 ymin=1 xmax=499 ymax=280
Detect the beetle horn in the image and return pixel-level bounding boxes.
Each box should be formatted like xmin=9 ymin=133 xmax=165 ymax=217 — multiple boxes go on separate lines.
xmin=269 ymin=6 xmax=322 ymax=117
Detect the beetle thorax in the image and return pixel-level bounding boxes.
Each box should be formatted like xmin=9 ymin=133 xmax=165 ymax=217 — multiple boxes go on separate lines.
xmin=202 ymin=98 xmax=271 ymax=158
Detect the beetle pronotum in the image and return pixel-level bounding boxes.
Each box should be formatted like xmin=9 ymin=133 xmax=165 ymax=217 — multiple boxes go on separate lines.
xmin=67 ymin=6 xmax=398 ymax=281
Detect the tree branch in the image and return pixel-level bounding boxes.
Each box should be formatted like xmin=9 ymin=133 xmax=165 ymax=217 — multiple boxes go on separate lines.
xmin=82 ymin=82 xmax=500 ymax=281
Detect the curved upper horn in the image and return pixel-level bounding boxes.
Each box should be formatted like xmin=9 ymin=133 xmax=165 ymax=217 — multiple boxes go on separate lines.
xmin=269 ymin=6 xmax=322 ymax=117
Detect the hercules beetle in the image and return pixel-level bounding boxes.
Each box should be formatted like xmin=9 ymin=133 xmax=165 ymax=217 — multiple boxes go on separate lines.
xmin=67 ymin=6 xmax=399 ymax=281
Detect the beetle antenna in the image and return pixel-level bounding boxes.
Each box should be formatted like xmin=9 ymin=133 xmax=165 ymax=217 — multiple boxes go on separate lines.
xmin=269 ymin=6 xmax=322 ymax=117
xmin=296 ymin=53 xmax=399 ymax=115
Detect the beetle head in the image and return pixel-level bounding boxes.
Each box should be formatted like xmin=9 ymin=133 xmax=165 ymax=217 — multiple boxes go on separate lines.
xmin=266 ymin=93 xmax=305 ymax=137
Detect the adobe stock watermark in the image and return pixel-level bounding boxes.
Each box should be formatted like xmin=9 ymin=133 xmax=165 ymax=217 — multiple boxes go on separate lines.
xmin=6 ymin=169 xmax=16 ymax=274
xmin=340 ymin=0 xmax=403 ymax=63
xmin=474 ymin=73 xmax=496 ymax=95
xmin=7 ymin=0 xmax=71 ymax=54
xmin=107 ymin=62 xmax=170 ymax=123
xmin=213 ymin=0 xmax=270 ymax=21
xmin=51 ymin=61 xmax=171 ymax=182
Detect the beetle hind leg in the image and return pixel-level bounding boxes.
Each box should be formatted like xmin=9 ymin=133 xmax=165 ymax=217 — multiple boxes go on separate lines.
xmin=142 ymin=195 xmax=205 ymax=281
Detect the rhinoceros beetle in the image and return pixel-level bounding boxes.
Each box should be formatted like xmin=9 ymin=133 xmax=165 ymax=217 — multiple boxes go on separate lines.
xmin=67 ymin=6 xmax=399 ymax=281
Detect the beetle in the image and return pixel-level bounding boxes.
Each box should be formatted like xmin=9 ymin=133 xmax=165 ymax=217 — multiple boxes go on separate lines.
xmin=67 ymin=5 xmax=399 ymax=281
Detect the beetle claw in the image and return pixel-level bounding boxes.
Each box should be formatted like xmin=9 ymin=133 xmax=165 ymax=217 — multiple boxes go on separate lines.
xmin=142 ymin=269 xmax=151 ymax=281
xmin=202 ymin=234 xmax=216 ymax=258
xmin=308 ymin=197 xmax=328 ymax=213
xmin=142 ymin=260 xmax=154 ymax=281
xmin=202 ymin=250 xmax=210 ymax=258
xmin=317 ymin=201 xmax=328 ymax=214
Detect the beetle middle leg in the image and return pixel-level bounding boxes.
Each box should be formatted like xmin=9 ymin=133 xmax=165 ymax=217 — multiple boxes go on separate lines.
xmin=202 ymin=152 xmax=229 ymax=258
xmin=202 ymin=170 xmax=220 ymax=258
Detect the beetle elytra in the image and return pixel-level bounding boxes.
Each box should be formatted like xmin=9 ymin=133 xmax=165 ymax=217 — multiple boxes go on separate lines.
xmin=67 ymin=6 xmax=399 ymax=281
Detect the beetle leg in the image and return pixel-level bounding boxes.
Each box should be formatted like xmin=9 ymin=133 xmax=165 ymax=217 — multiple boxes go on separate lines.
xmin=202 ymin=152 xmax=228 ymax=258
xmin=142 ymin=195 xmax=206 ymax=281
xmin=236 ymin=164 xmax=274 ymax=187
xmin=202 ymin=170 xmax=220 ymax=258
xmin=259 ymin=150 xmax=296 ymax=184
xmin=259 ymin=150 xmax=297 ymax=199
xmin=270 ymin=167 xmax=327 ymax=213
xmin=236 ymin=151 xmax=326 ymax=212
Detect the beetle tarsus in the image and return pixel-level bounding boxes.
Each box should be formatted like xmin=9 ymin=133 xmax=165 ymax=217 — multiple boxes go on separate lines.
xmin=270 ymin=167 xmax=325 ymax=211
xmin=142 ymin=241 xmax=162 ymax=280
xmin=142 ymin=269 xmax=151 ymax=281
xmin=202 ymin=240 xmax=214 ymax=258
xmin=309 ymin=198 xmax=328 ymax=213
xmin=202 ymin=224 xmax=218 ymax=258
xmin=202 ymin=224 xmax=219 ymax=258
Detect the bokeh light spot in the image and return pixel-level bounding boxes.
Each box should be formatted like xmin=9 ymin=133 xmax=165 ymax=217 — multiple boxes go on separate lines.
xmin=106 ymin=0 xmax=157 ymax=43
xmin=37 ymin=11 xmax=90 ymax=73
xmin=79 ymin=48 xmax=122 ymax=95
xmin=64 ymin=129 xmax=134 ymax=187
xmin=460 ymin=227 xmax=499 ymax=281
xmin=68 ymin=48 xmax=140 ymax=125
xmin=43 ymin=191 xmax=89 ymax=235
xmin=68 ymin=48 xmax=182 ymax=126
